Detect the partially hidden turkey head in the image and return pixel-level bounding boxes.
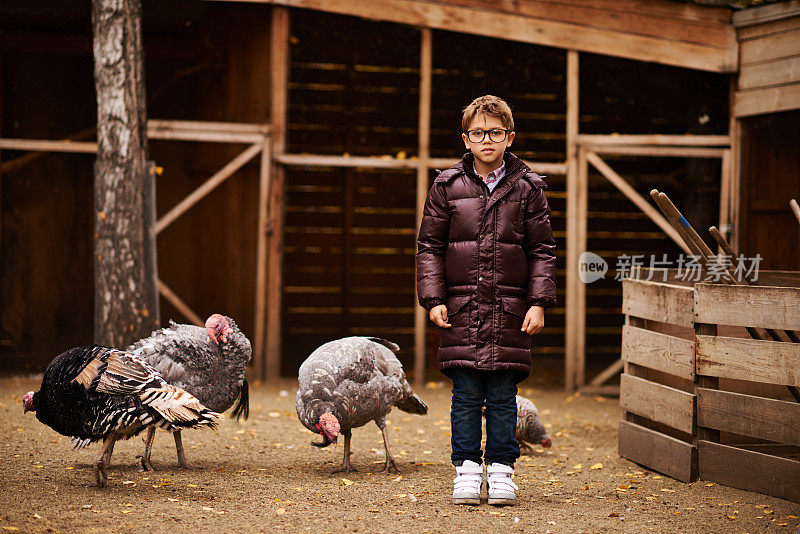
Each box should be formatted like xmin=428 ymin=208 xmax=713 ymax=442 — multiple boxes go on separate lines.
xmin=541 ymin=436 xmax=552 ymax=448
xmin=313 ymin=412 xmax=340 ymax=447
xmin=22 ymin=391 xmax=35 ymax=413
xmin=206 ymin=314 xmax=233 ymax=345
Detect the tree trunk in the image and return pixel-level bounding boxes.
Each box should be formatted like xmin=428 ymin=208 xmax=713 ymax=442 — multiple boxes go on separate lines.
xmin=91 ymin=0 xmax=159 ymax=347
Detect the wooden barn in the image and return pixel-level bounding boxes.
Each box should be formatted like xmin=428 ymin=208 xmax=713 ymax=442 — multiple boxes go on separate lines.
xmin=1 ymin=0 xmax=798 ymax=390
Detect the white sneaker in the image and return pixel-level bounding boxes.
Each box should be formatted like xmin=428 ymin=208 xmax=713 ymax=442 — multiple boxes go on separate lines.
xmin=487 ymin=463 xmax=518 ymax=506
xmin=452 ymin=460 xmax=483 ymax=505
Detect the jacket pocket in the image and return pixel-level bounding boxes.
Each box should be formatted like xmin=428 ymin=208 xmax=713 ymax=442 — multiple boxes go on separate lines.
xmin=499 ymin=297 xmax=531 ymax=349
xmin=500 ymin=297 xmax=527 ymax=318
xmin=446 ymin=295 xmax=471 ymax=317
xmin=440 ymin=296 xmax=471 ymax=348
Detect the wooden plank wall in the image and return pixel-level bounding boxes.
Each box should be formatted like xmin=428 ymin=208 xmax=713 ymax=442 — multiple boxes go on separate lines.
xmin=738 ymin=110 xmax=800 ymax=271
xmin=694 ymin=278 xmax=800 ymax=503
xmin=0 ymin=3 xmax=734 ymax=379
xmin=0 ymin=2 xmax=272 ymax=371
xmin=619 ymin=279 xmax=697 ymax=482
xmin=734 ymin=12 xmax=800 ymax=117
xmin=270 ymin=0 xmax=737 ymax=72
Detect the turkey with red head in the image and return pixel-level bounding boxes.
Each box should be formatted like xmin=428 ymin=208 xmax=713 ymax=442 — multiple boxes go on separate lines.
xmin=296 ymin=337 xmax=427 ymax=474
xmin=128 ymin=314 xmax=251 ymax=469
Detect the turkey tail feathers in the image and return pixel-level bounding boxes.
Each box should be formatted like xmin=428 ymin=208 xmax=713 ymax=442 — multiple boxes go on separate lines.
xmin=138 ymin=383 xmax=221 ymax=431
xmin=230 ymin=378 xmax=250 ymax=421
xmin=366 ymin=337 xmax=400 ymax=353
xmin=396 ymin=393 xmax=428 ymax=415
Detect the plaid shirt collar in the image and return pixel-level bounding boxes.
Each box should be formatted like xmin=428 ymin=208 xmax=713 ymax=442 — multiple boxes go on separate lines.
xmin=474 ymin=160 xmax=506 ymax=186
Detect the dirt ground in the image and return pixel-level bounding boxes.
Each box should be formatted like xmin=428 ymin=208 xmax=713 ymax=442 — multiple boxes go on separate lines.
xmin=1 ymin=374 xmax=798 ymax=534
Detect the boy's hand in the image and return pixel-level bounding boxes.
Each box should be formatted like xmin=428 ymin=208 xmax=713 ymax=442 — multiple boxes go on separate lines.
xmin=522 ymin=306 xmax=544 ymax=334
xmin=429 ymin=304 xmax=452 ymax=328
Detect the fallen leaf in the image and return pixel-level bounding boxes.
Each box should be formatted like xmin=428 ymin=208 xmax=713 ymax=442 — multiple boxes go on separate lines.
xmin=726 ymin=515 xmax=736 ymax=520
xmin=122 ymin=481 xmax=135 ymax=485
xmin=786 ymin=515 xmax=798 ymax=519
xmin=661 ymin=489 xmax=676 ymax=493
xmin=652 ymin=475 xmax=662 ymax=480
xmin=32 ymin=515 xmax=42 ymax=520
xmin=275 ymin=508 xmax=286 ymax=515
xmin=167 ymin=498 xmax=178 ymax=502
xmin=608 ymin=512 xmax=620 ymax=517
xmin=394 ymin=475 xmax=403 ymax=482
xmin=268 ymin=411 xmax=281 ymax=418
xmin=591 ymin=463 xmax=603 ymax=470
xmin=2 ymin=528 xmax=19 ymax=532
xmin=573 ymin=463 xmax=583 ymax=469
xmin=81 ymin=505 xmax=92 ymax=510
xmin=187 ymin=484 xmax=198 ymax=488
xmin=341 ymin=478 xmax=354 ymax=486
xmin=704 ymin=483 xmax=715 ymax=487
xmin=547 ymin=521 xmax=557 ymax=525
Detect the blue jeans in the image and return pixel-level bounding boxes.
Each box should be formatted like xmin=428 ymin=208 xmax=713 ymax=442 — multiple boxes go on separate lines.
xmin=447 ymin=368 xmax=521 ymax=467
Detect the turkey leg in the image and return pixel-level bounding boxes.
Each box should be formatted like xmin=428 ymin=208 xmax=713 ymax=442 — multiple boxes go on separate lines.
xmin=174 ymin=430 xmax=201 ymax=469
xmin=518 ymin=441 xmax=534 ymax=456
xmin=331 ymin=429 xmax=356 ymax=473
xmin=94 ymin=435 xmax=116 ymax=487
xmin=103 ymin=438 xmax=116 ymax=469
xmin=136 ymin=426 xmax=156 ymax=471
xmin=377 ymin=420 xmax=399 ymax=474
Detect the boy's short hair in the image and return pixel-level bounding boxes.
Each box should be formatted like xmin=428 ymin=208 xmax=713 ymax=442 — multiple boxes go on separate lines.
xmin=462 ymin=95 xmax=514 ymax=133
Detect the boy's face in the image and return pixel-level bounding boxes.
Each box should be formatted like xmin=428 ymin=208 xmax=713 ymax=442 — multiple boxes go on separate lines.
xmin=462 ymin=113 xmax=515 ymax=169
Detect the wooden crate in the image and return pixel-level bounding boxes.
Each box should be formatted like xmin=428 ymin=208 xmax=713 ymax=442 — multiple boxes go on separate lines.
xmin=694 ymin=281 xmax=800 ymax=503
xmin=619 ymin=273 xmax=800 ymax=502
xmin=619 ymin=278 xmax=697 ymax=482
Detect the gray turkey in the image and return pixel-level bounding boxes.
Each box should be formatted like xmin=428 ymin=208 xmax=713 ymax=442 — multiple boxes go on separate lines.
xmin=128 ymin=313 xmax=251 ymax=470
xmin=296 ymin=336 xmax=427 ymax=473
xmin=22 ymin=345 xmax=220 ymax=487
xmin=514 ymin=395 xmax=551 ymax=453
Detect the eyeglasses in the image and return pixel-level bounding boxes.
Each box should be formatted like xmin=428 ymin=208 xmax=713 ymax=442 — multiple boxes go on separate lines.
xmin=466 ymin=128 xmax=510 ymax=143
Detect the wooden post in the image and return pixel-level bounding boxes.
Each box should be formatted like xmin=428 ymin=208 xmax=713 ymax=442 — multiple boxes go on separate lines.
xmin=565 ymin=50 xmax=581 ymax=391
xmin=414 ymin=28 xmax=432 ymax=387
xmin=694 ymin=321 xmax=719 ymax=479
xmin=91 ymin=0 xmax=159 ymax=347
xmin=575 ymin=146 xmax=588 ymax=389
xmin=254 ymin=139 xmax=271 ymax=381
xmin=728 ymin=76 xmax=741 ymax=252
xmin=265 ymin=6 xmax=289 ymax=380
xmin=718 ymin=148 xmax=731 ymax=253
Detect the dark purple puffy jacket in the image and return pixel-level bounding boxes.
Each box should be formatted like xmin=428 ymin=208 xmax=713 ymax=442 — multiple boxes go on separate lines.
xmin=416 ymin=151 xmax=556 ymax=374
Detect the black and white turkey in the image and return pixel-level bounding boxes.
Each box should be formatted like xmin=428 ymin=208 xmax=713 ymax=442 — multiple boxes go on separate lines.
xmin=127 ymin=314 xmax=251 ymax=469
xmin=22 ymin=345 xmax=219 ymax=487
xmin=296 ymin=336 xmax=427 ymax=474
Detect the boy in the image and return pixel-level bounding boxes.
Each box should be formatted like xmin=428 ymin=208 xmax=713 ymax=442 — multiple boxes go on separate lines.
xmin=416 ymin=95 xmax=556 ymax=506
